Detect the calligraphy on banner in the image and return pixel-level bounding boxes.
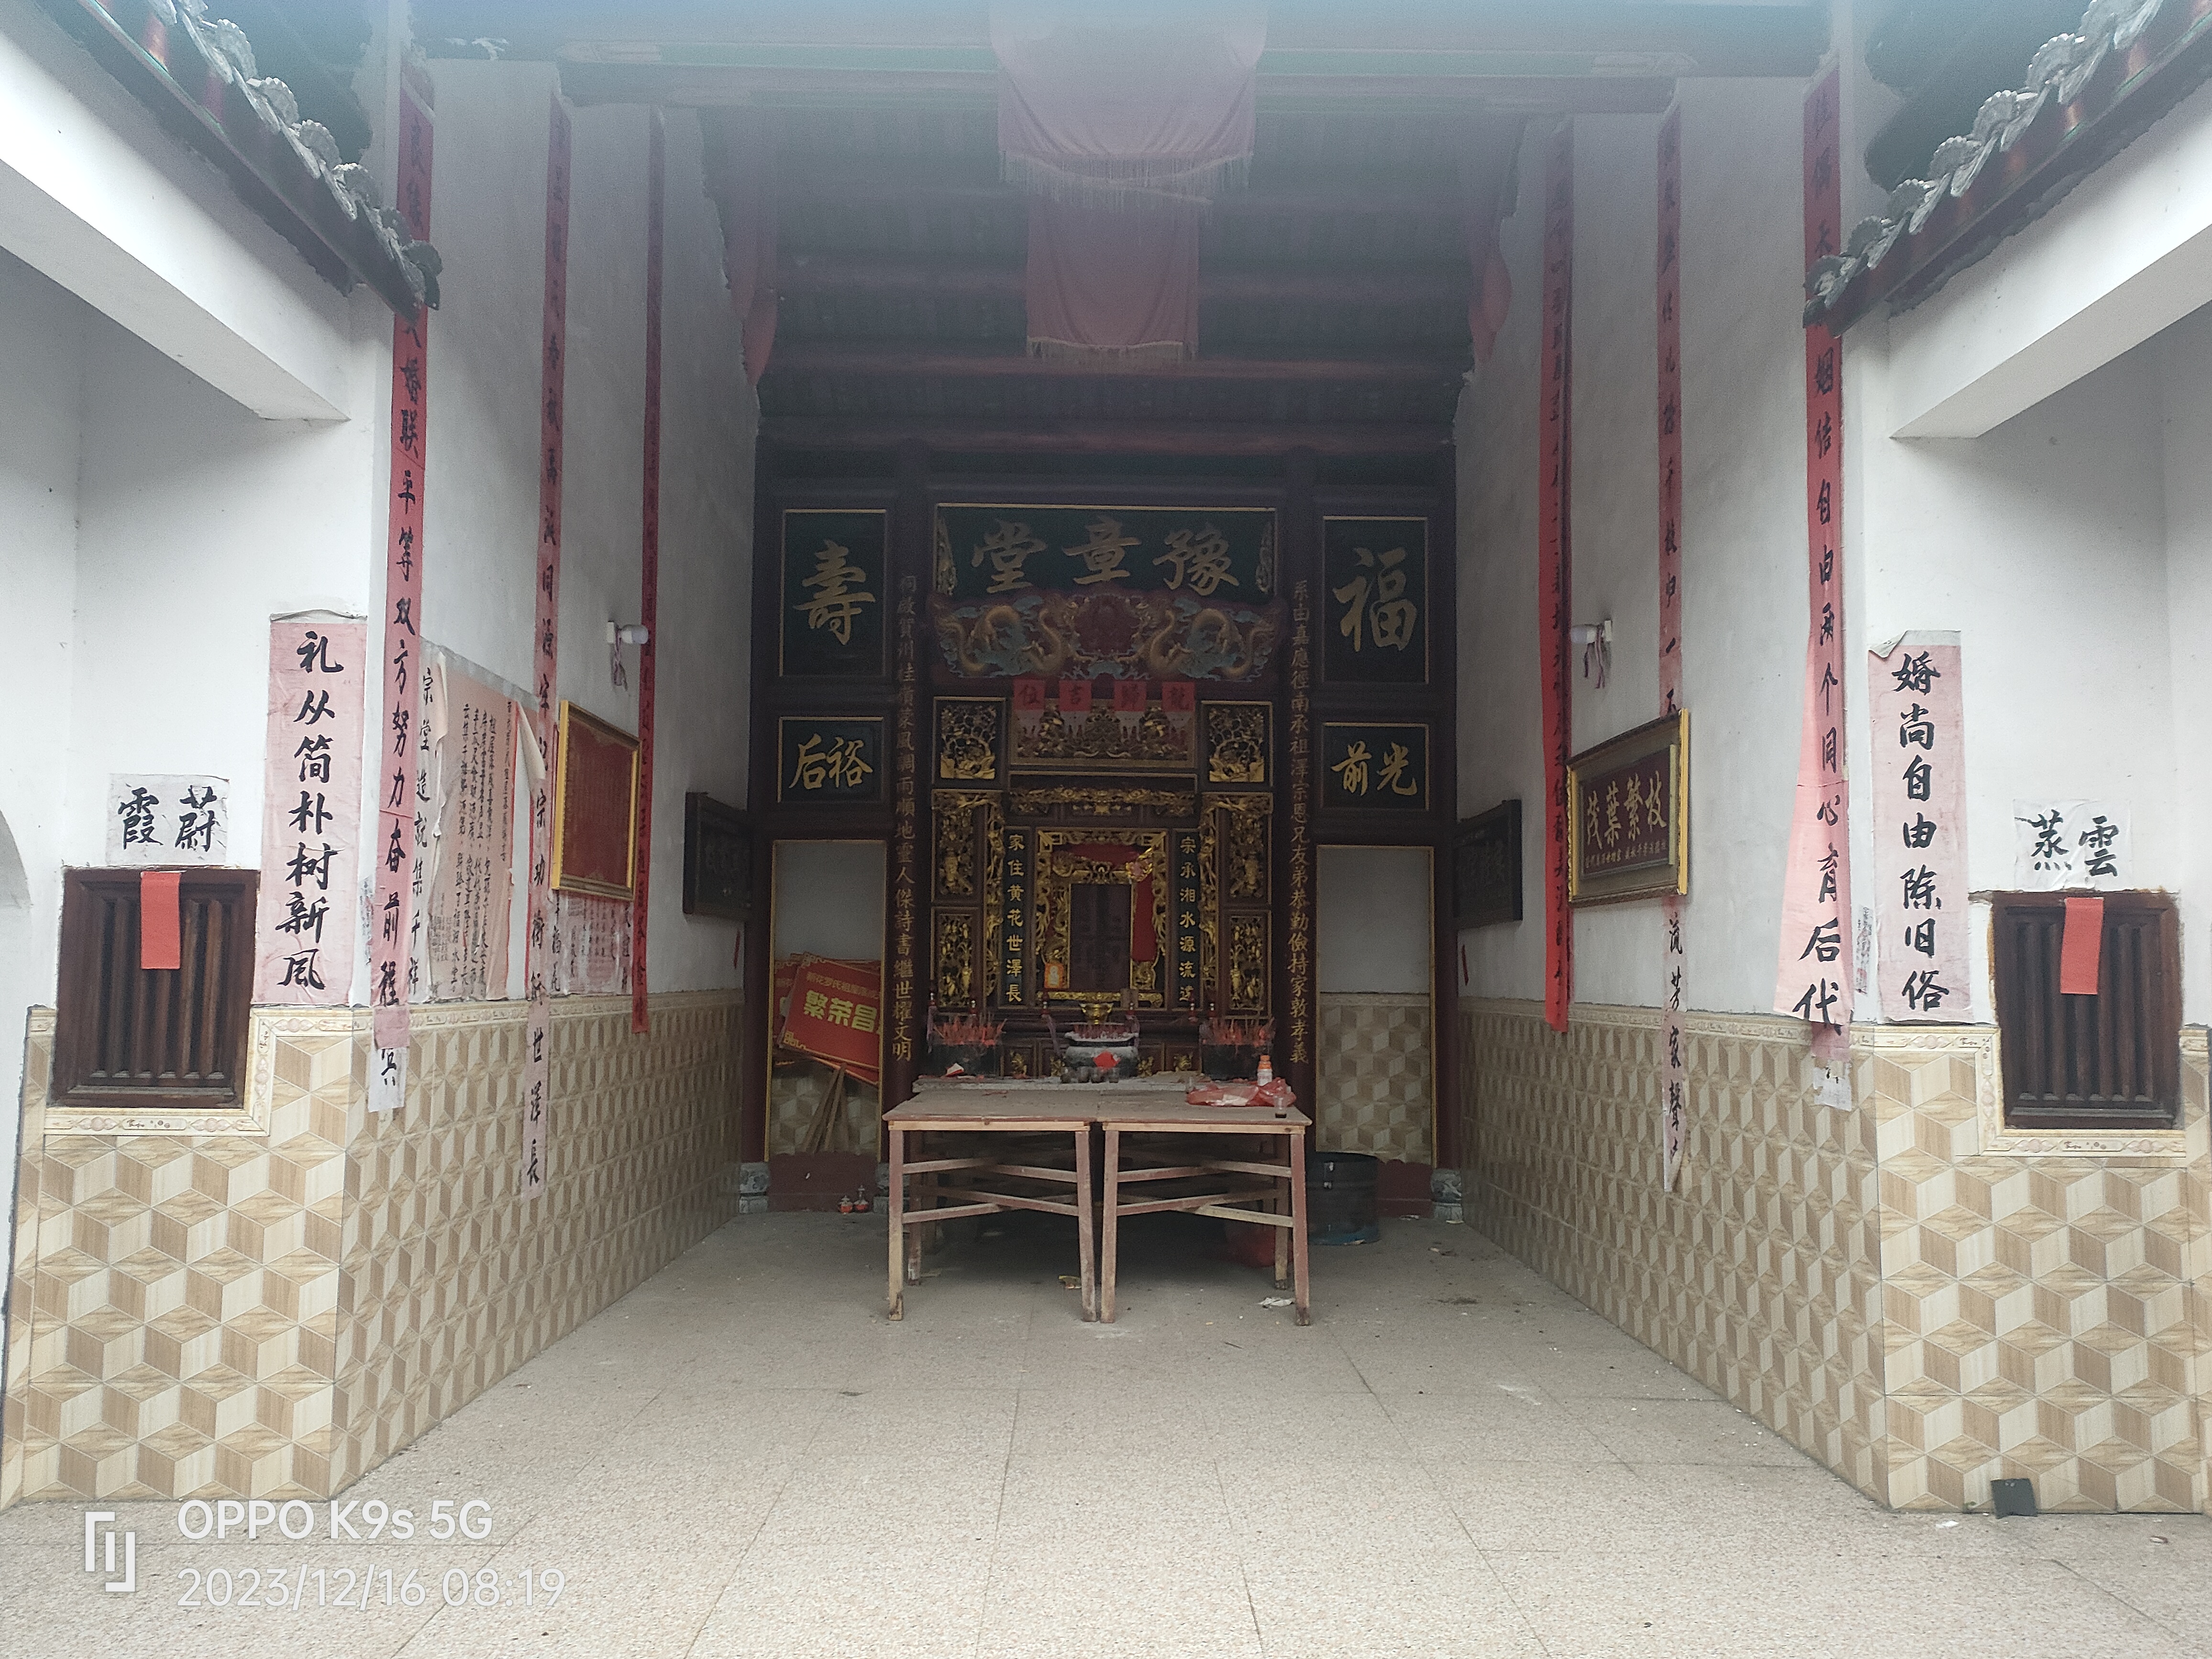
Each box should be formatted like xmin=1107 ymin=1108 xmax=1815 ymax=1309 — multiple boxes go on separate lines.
xmin=1320 ymin=723 xmax=1429 ymax=812
xmin=1537 ymin=122 xmax=1575 ymax=1034
xmin=2013 ymin=799 xmax=2131 ymax=890
xmin=371 ymin=79 xmax=435 ymax=1109
xmin=421 ymin=660 xmax=519 ymax=1002
xmin=782 ymin=509 xmax=887 ymax=676
xmin=1656 ymin=103 xmax=1689 ymax=1188
xmin=1869 ymin=633 xmax=1968 ymax=1021
xmin=778 ymin=717 xmax=885 ymax=804
xmin=255 ymin=619 xmax=366 ymax=1002
xmin=109 ymin=774 xmax=231 ymax=867
xmin=551 ymin=890 xmax=631 ymax=996
xmin=1773 ymin=67 xmax=1854 ymax=1037
xmin=522 ymin=94 xmax=573 ymax=1194
xmin=1322 ymin=518 xmax=1427 ymax=685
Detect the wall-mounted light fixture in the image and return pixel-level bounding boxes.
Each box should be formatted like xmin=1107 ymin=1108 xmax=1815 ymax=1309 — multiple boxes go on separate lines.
xmin=607 ymin=621 xmax=650 ymax=688
xmin=1569 ymin=618 xmax=1613 ymax=689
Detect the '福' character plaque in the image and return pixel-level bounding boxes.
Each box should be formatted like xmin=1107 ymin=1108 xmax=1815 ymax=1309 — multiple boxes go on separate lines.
xmin=1567 ymin=711 xmax=1687 ymax=905
xmin=1322 ymin=517 xmax=1427 ymax=685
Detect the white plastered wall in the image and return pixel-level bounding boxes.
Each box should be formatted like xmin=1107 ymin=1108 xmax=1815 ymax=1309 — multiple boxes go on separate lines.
xmin=1457 ymin=78 xmax=1814 ymax=1016
xmin=423 ymin=63 xmax=754 ymax=995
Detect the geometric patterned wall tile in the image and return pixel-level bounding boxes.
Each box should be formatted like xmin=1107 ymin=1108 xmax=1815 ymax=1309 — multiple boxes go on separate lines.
xmin=1 ymin=991 xmax=743 ymax=1510
xmin=1457 ymin=1000 xmax=2211 ymax=1516
xmin=1317 ymin=993 xmax=1433 ymax=1163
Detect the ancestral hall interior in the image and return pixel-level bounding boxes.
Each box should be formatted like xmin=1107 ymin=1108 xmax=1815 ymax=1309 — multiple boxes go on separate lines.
xmin=8 ymin=0 xmax=2212 ymax=1579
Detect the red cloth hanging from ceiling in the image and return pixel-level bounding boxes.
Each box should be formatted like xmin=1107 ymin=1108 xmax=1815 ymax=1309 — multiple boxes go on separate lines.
xmin=992 ymin=2 xmax=1264 ymax=208
xmin=993 ymin=3 xmax=1260 ymax=366
xmin=708 ymin=109 xmax=778 ymax=385
xmin=1024 ymin=197 xmax=1200 ymax=364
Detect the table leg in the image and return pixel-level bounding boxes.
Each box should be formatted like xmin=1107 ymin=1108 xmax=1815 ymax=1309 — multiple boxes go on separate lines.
xmin=1288 ymin=1125 xmax=1311 ymax=1327
xmin=886 ymin=1123 xmax=906 ymax=1320
xmin=1273 ymin=1151 xmax=1291 ymax=1291
xmin=1101 ymin=1126 xmax=1121 ymax=1324
xmin=1074 ymin=1125 xmax=1096 ymax=1322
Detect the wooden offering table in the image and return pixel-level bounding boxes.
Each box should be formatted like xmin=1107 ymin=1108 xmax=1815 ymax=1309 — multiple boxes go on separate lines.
xmin=1096 ymin=1100 xmax=1312 ymax=1326
xmin=882 ymin=1076 xmax=1202 ymax=1322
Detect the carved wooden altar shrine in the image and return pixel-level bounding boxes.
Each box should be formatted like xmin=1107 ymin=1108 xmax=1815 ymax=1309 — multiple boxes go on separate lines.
xmin=741 ymin=446 xmax=1456 ymax=1164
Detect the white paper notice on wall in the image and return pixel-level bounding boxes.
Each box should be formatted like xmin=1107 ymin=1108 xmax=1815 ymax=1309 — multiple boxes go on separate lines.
xmin=1813 ymin=1056 xmax=1853 ymax=1111
xmin=2013 ymin=799 xmax=2130 ymax=890
xmin=370 ymin=1041 xmax=406 ymax=1114
xmin=106 ymin=774 xmax=230 ymax=864
xmin=1867 ymin=633 xmax=1968 ymax=1021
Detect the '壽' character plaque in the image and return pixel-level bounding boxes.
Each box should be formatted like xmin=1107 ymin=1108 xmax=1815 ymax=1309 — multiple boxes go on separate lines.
xmin=1567 ymin=711 xmax=1688 ymax=906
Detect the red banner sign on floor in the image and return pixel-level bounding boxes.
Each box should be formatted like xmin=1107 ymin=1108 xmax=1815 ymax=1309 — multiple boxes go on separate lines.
xmin=1537 ymin=122 xmax=1575 ymax=1034
xmin=1773 ymin=68 xmax=1853 ymax=1043
xmin=1656 ymin=104 xmax=1688 ymax=1189
xmin=370 ymin=80 xmax=434 ymax=1112
xmin=522 ymin=95 xmax=572 ymax=1198
xmin=780 ymin=956 xmax=884 ymax=1086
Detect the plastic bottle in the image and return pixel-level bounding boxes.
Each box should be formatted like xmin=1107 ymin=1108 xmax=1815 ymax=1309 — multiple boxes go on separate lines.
xmin=1255 ymin=1054 xmax=1273 ymax=1085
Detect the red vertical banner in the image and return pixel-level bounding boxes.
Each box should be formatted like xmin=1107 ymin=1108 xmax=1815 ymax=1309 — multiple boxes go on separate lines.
xmin=632 ymin=111 xmax=665 ymax=1037
xmin=1773 ymin=68 xmax=1853 ymax=1045
xmin=1655 ymin=106 xmax=1689 ymax=1190
xmin=1537 ymin=123 xmax=1575 ymax=1035
xmin=523 ymin=97 xmax=572 ymax=1198
xmin=370 ymin=81 xmax=434 ymax=1110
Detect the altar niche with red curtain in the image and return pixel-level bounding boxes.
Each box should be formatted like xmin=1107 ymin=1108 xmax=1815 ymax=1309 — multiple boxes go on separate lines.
xmin=740 ymin=446 xmax=1459 ymax=1182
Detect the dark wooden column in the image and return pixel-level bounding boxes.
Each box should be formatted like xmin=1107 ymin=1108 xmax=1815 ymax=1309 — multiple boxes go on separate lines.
xmin=1279 ymin=447 xmax=1319 ymax=1125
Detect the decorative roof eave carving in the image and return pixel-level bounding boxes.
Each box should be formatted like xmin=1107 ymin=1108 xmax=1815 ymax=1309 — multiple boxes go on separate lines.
xmin=1805 ymin=0 xmax=2212 ymax=336
xmin=36 ymin=0 xmax=443 ymax=318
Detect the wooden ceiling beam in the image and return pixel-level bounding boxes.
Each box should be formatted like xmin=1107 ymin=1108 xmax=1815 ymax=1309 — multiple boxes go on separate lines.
xmin=558 ymin=61 xmax=1673 ymax=114
xmin=776 ymin=256 xmax=1471 ymax=307
xmin=416 ymin=1 xmax=1825 ymax=79
xmin=762 ymin=415 xmax=1453 ymax=457
xmin=771 ymin=171 xmax=1470 ymax=221
xmin=763 ymin=344 xmax=1467 ymax=384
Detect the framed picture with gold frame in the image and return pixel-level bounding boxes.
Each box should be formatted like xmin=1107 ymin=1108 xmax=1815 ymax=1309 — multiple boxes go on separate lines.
xmin=552 ymin=701 xmax=640 ymax=898
xmin=1567 ymin=710 xmax=1688 ymax=905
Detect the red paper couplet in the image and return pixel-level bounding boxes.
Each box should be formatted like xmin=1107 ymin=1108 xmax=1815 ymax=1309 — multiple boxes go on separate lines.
xmin=522 ymin=94 xmax=572 ymax=1196
xmin=371 ymin=81 xmax=436 ymax=1060
xmin=632 ymin=110 xmax=665 ymax=1039
xmin=1059 ymin=678 xmax=1093 ymax=714
xmin=1656 ymin=104 xmax=1688 ymax=1189
xmin=1773 ymin=67 xmax=1853 ymax=1045
xmin=1112 ymin=678 xmax=1147 ymax=713
xmin=2060 ymin=896 xmax=2105 ymax=995
xmin=1160 ymin=680 xmax=1194 ymax=715
xmin=1537 ymin=123 xmax=1575 ymax=1035
xmin=139 ymin=870 xmax=182 ymax=971
xmin=1013 ymin=676 xmax=1047 ymax=712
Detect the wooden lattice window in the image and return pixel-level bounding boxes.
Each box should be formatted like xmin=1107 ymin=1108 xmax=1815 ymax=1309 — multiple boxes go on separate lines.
xmin=54 ymin=868 xmax=259 ymax=1110
xmin=1992 ymin=891 xmax=2179 ymax=1130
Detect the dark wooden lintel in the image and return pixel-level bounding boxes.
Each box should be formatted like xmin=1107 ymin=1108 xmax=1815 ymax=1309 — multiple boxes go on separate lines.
xmin=763 ymin=343 xmax=1469 ymax=386
xmin=777 ymin=255 xmax=1470 ymax=308
xmin=762 ymin=416 xmax=1452 ymax=457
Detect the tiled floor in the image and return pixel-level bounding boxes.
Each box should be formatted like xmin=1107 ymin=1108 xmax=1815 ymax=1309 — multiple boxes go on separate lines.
xmin=3 ymin=1211 xmax=2209 ymax=1658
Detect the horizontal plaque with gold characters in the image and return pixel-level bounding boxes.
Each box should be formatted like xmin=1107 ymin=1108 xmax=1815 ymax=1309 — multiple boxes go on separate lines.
xmin=1319 ymin=721 xmax=1428 ymax=811
xmin=777 ymin=717 xmax=885 ymax=805
xmin=1568 ymin=710 xmax=1688 ymax=905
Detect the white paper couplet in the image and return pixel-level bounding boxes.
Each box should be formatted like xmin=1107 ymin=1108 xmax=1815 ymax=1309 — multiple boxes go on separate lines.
xmin=1868 ymin=631 xmax=1967 ymax=1021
